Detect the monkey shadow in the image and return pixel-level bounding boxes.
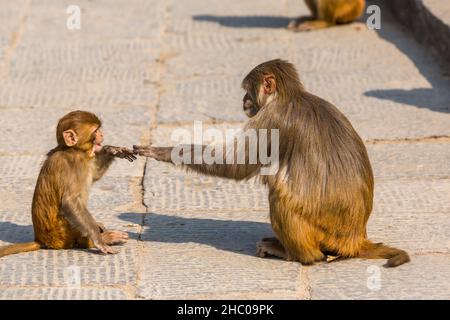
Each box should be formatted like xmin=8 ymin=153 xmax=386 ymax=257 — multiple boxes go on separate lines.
xmin=119 ymin=212 xmax=274 ymax=257
xmin=192 ymin=14 xmax=297 ymax=29
xmin=364 ymin=88 xmax=449 ymax=113
xmin=0 ymin=222 xmax=34 ymax=243
xmin=363 ymin=0 xmax=450 ymax=113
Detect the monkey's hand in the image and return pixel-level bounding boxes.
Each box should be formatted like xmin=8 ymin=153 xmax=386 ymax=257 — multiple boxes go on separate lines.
xmin=133 ymin=145 xmax=173 ymax=162
xmin=103 ymin=145 xmax=137 ymax=162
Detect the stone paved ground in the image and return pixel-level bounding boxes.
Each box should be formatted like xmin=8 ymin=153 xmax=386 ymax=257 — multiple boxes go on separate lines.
xmin=0 ymin=0 xmax=449 ymax=300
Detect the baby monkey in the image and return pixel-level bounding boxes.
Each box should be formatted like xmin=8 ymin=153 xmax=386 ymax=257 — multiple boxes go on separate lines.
xmin=0 ymin=110 xmax=136 ymax=258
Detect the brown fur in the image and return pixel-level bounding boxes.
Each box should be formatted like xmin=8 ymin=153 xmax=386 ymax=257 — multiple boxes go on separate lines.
xmin=288 ymin=0 xmax=366 ymax=31
xmin=0 ymin=111 xmax=132 ymax=258
xmin=134 ymin=59 xmax=410 ymax=267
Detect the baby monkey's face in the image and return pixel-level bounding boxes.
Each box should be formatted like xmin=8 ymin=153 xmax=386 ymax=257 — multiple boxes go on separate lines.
xmin=92 ymin=127 xmax=104 ymax=153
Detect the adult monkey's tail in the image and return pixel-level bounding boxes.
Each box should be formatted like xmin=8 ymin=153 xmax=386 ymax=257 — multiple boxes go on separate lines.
xmin=0 ymin=242 xmax=42 ymax=258
xmin=358 ymin=240 xmax=410 ymax=267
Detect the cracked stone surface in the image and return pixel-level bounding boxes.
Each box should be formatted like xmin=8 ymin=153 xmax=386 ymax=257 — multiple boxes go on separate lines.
xmin=0 ymin=0 xmax=449 ymax=300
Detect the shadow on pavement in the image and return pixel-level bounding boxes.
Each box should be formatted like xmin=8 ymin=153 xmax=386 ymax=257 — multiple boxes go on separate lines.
xmin=120 ymin=212 xmax=274 ymax=257
xmin=364 ymin=0 xmax=450 ymax=113
xmin=0 ymin=222 xmax=34 ymax=243
xmin=192 ymin=15 xmax=292 ymax=29
xmin=365 ymin=88 xmax=449 ymax=113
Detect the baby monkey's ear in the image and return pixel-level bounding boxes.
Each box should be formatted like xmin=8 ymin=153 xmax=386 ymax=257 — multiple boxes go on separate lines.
xmin=63 ymin=129 xmax=78 ymax=147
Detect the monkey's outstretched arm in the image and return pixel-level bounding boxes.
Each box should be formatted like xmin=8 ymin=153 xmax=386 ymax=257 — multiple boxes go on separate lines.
xmin=185 ymin=143 xmax=261 ymax=180
xmin=134 ymin=139 xmax=263 ymax=181
xmin=93 ymin=146 xmax=136 ymax=182
xmin=61 ymin=196 xmax=116 ymax=254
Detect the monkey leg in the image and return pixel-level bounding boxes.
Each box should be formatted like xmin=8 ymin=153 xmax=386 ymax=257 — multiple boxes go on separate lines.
xmin=287 ymin=0 xmax=318 ymax=30
xmin=256 ymin=237 xmax=292 ymax=260
xmin=76 ymin=237 xmax=95 ymax=249
xmin=304 ymin=0 xmax=318 ymax=17
xmin=287 ymin=16 xmax=315 ymax=30
xmin=284 ymin=227 xmax=326 ymax=265
xmin=271 ymin=212 xmax=326 ymax=265
xmin=34 ymin=221 xmax=79 ymax=250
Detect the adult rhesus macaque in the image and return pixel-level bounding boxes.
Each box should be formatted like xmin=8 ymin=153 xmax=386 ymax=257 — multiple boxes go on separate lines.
xmin=288 ymin=0 xmax=366 ymax=32
xmin=134 ymin=59 xmax=410 ymax=267
xmin=0 ymin=111 xmax=136 ymax=258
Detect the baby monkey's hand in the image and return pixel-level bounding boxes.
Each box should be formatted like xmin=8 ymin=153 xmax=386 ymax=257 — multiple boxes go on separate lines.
xmin=103 ymin=145 xmax=137 ymax=162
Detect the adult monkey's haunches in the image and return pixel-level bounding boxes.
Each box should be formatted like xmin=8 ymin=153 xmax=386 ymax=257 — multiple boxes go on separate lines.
xmin=134 ymin=59 xmax=410 ymax=267
xmin=288 ymin=0 xmax=366 ymax=32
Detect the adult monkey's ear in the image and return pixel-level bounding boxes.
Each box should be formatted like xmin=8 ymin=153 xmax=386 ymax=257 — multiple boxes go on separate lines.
xmin=263 ymin=74 xmax=276 ymax=94
xmin=63 ymin=129 xmax=78 ymax=147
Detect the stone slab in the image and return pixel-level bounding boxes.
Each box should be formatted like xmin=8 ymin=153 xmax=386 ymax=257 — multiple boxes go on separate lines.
xmin=0 ymin=287 xmax=130 ymax=300
xmin=137 ymin=211 xmax=307 ymax=299
xmin=0 ymin=244 xmax=138 ymax=287
xmin=308 ymin=254 xmax=450 ymax=299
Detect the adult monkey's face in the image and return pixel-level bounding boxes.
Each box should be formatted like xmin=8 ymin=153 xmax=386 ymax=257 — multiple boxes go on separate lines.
xmin=242 ymin=92 xmax=259 ymax=118
xmin=242 ymin=73 xmax=277 ymax=118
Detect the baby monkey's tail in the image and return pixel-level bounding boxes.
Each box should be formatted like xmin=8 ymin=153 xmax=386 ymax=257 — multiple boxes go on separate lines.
xmin=0 ymin=242 xmax=42 ymax=258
